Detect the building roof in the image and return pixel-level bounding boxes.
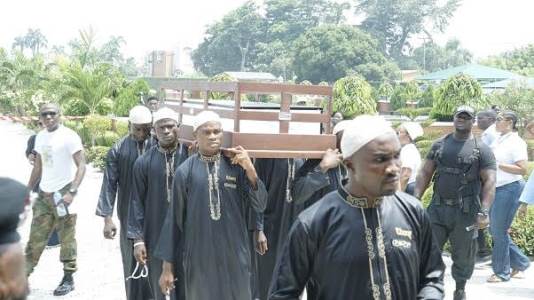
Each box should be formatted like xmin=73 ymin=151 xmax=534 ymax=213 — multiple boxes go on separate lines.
xmin=482 ymin=77 xmax=534 ymax=89
xmin=224 ymin=72 xmax=278 ymax=82
xmin=417 ymin=64 xmax=522 ymax=81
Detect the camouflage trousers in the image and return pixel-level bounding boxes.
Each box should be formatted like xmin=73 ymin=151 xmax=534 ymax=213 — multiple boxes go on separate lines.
xmin=25 ymin=184 xmax=77 ymax=275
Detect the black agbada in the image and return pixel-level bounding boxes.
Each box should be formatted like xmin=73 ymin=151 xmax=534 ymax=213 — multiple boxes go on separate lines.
xmin=253 ymin=158 xmax=304 ymax=300
xmin=291 ymin=159 xmax=347 ymax=209
xmin=269 ymin=188 xmax=445 ymax=300
xmin=96 ymin=135 xmax=153 ymax=300
xmin=127 ymin=144 xmax=188 ymax=300
xmin=166 ymin=153 xmax=267 ymax=300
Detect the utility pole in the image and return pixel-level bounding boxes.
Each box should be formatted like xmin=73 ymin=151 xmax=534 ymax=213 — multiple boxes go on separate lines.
xmin=418 ymin=37 xmax=430 ymax=74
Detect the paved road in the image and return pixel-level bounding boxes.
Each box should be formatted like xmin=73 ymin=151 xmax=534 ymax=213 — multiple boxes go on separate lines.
xmin=1 ymin=120 xmax=532 ymax=299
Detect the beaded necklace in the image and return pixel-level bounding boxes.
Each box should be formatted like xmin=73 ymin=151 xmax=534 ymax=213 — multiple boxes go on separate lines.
xmin=285 ymin=159 xmax=296 ymax=202
xmin=200 ymin=153 xmax=222 ymax=220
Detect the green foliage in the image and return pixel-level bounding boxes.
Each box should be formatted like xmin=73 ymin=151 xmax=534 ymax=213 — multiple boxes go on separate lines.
xmin=292 ymin=25 xmax=398 ymax=83
xmin=83 ymin=115 xmax=112 ymax=146
xmin=421 ymin=185 xmax=433 ymax=208
xmin=390 ymin=85 xmax=407 ymax=110
xmin=377 ymin=82 xmax=394 ymax=99
xmin=480 ymin=44 xmax=534 ymax=77
xmin=60 ymin=63 xmax=122 ymax=116
xmin=510 ymin=206 xmax=534 ymax=256
xmin=332 ymin=75 xmax=376 ymax=118
xmin=192 ymin=1 xmax=265 ymax=75
xmin=86 ymin=146 xmax=110 ymax=171
xmin=417 ymin=85 xmax=436 ymax=108
xmin=420 ymin=118 xmax=436 ymax=128
xmin=115 ymin=120 xmax=129 ymax=138
xmin=355 ymin=0 xmax=461 ymax=59
xmin=416 ymin=139 xmax=434 ymax=157
xmin=430 ymin=74 xmax=486 ymax=121
xmin=113 ymin=79 xmax=150 ymax=117
xmin=411 ymin=39 xmax=473 ymax=72
xmin=95 ymin=131 xmax=120 ymax=147
xmin=209 ymin=73 xmax=236 ymax=100
xmin=484 ymin=82 xmax=534 ymax=127
xmin=397 ymin=107 xmax=431 ymax=120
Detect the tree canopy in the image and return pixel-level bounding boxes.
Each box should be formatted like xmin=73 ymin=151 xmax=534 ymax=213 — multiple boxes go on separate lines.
xmin=354 ymin=0 xmax=460 ymax=60
xmin=292 ymin=25 xmax=398 ymax=83
xmin=480 ymin=44 xmax=534 ymax=77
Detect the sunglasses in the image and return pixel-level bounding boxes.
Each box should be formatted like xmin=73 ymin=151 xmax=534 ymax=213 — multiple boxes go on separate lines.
xmin=40 ymin=111 xmax=57 ymax=118
xmin=456 ymin=114 xmax=473 ymax=120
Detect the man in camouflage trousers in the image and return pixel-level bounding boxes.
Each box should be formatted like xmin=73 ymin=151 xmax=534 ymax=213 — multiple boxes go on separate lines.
xmin=26 ymin=103 xmax=86 ymax=296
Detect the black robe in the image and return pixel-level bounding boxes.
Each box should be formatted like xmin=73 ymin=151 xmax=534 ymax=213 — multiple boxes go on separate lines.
xmin=291 ymin=159 xmax=347 ymax=209
xmin=253 ymin=158 xmax=304 ymax=300
xmin=96 ymin=135 xmax=153 ymax=300
xmin=269 ymin=189 xmax=445 ymax=300
xmin=127 ymin=144 xmax=188 ymax=300
xmin=164 ymin=153 xmax=267 ymax=300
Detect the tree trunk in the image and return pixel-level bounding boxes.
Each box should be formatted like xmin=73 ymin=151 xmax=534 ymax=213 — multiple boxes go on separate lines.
xmin=239 ymin=40 xmax=250 ymax=71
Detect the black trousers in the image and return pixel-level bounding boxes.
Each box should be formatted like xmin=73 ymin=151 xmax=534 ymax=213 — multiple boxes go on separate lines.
xmin=427 ymin=203 xmax=478 ymax=284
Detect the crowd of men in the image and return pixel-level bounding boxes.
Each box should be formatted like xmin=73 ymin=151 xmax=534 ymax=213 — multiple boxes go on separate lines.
xmin=0 ymin=99 xmax=532 ymax=300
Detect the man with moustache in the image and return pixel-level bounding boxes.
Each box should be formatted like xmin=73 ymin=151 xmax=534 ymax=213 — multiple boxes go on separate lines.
xmin=128 ymin=107 xmax=188 ymax=300
xmin=269 ymin=115 xmax=445 ymax=300
xmin=158 ymin=111 xmax=267 ymax=299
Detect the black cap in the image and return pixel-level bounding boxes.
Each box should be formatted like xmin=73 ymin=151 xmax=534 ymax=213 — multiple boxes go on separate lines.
xmin=0 ymin=178 xmax=29 ymax=244
xmin=455 ymin=106 xmax=475 ymax=118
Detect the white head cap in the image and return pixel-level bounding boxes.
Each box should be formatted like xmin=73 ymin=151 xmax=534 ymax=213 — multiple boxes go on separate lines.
xmin=128 ymin=105 xmax=152 ymax=124
xmin=401 ymin=122 xmax=424 ymax=141
xmin=341 ymin=115 xmax=395 ymax=159
xmin=152 ymin=107 xmax=179 ymax=125
xmin=333 ymin=120 xmax=352 ymax=135
xmin=193 ymin=111 xmax=222 ymax=132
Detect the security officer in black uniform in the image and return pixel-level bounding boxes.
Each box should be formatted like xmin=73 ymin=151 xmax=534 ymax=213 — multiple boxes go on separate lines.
xmin=415 ymin=106 xmax=496 ymax=300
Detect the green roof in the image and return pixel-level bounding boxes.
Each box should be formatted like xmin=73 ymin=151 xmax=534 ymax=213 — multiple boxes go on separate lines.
xmin=417 ymin=64 xmax=522 ymax=81
xmin=482 ymin=77 xmax=534 ymax=89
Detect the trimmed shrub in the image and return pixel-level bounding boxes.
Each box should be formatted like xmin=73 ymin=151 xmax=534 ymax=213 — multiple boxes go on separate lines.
xmin=332 ymin=75 xmax=376 ymax=118
xmin=510 ymin=206 xmax=534 ymax=256
xmin=115 ymin=120 xmax=129 ymax=138
xmin=96 ymin=131 xmax=120 ymax=147
xmin=86 ymin=146 xmax=110 ymax=171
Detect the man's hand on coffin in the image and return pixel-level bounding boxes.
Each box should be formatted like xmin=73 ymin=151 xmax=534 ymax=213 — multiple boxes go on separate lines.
xmin=228 ymin=146 xmax=253 ymax=170
xmin=319 ymin=148 xmax=342 ymax=173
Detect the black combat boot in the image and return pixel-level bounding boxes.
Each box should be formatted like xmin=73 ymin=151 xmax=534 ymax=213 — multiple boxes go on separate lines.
xmin=453 ymin=289 xmax=466 ymax=300
xmin=53 ymin=272 xmax=75 ymax=296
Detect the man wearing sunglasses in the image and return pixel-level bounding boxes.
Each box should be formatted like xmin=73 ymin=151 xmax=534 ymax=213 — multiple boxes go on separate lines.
xmin=26 ymin=103 xmax=86 ymax=296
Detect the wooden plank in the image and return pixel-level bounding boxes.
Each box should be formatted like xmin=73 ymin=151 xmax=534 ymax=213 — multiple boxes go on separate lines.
xmin=238 ymin=111 xmax=329 ymax=123
xmin=164 ymin=103 xmax=235 ymax=119
xmin=280 ymin=93 xmax=291 ymax=133
xmin=231 ymin=133 xmax=335 ymax=152
xmin=177 ymin=126 xmax=335 ymax=158
xmin=159 ymin=80 xmax=238 ymax=92
xmin=247 ymin=150 xmax=326 ymax=159
xmin=238 ymin=82 xmax=332 ymax=96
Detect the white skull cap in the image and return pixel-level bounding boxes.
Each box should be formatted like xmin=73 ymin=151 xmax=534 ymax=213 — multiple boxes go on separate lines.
xmin=193 ymin=111 xmax=222 ymax=131
xmin=341 ymin=115 xmax=395 ymax=159
xmin=128 ymin=105 xmax=152 ymax=124
xmin=152 ymin=107 xmax=179 ymax=124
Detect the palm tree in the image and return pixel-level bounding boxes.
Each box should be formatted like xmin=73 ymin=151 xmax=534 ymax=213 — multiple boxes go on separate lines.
xmin=12 ymin=36 xmax=26 ymax=53
xmin=25 ymin=29 xmax=48 ymax=56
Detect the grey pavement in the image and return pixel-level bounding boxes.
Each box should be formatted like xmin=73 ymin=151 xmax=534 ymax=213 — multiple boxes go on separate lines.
xmin=1 ymin=119 xmax=532 ymax=299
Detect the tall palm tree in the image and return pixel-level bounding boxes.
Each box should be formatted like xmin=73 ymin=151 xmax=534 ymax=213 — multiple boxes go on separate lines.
xmin=12 ymin=36 xmax=26 ymax=53
xmin=25 ymin=29 xmax=48 ymax=56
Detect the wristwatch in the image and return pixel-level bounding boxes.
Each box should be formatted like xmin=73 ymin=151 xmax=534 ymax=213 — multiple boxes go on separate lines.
xmin=68 ymin=188 xmax=78 ymax=196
